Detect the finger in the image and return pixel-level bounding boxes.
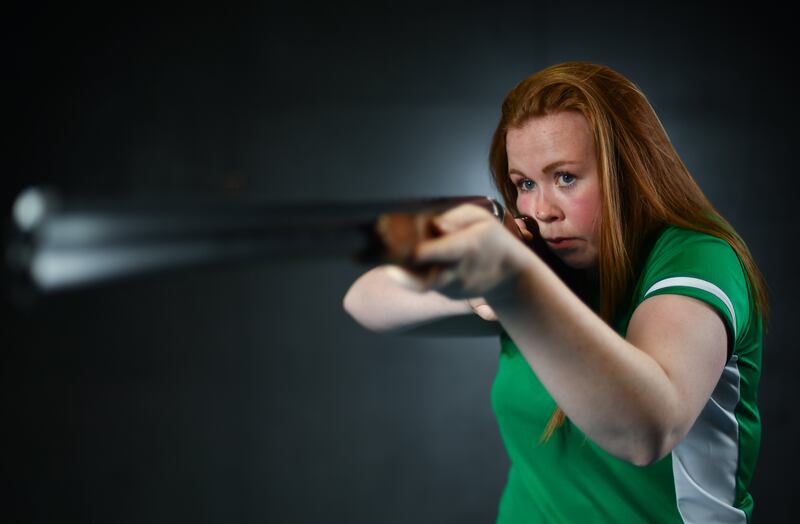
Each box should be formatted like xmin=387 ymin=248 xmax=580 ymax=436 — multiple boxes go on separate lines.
xmin=432 ymin=203 xmax=495 ymax=233
xmin=425 ymin=266 xmax=468 ymax=297
xmin=423 ymin=265 xmax=458 ymax=291
xmin=412 ymin=222 xmax=484 ymax=265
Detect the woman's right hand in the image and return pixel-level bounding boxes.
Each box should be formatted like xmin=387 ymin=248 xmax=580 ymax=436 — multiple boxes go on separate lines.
xmin=423 ymin=213 xmax=535 ymax=322
xmin=465 ymin=214 xmax=535 ymax=321
xmin=374 ymin=209 xmax=536 ymax=325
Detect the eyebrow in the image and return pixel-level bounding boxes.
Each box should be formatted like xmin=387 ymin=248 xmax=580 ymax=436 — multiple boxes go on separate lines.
xmin=509 ymin=160 xmax=580 ymax=177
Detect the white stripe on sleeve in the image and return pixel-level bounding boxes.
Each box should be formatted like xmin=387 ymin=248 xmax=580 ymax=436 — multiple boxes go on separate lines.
xmin=644 ymin=277 xmax=737 ymax=338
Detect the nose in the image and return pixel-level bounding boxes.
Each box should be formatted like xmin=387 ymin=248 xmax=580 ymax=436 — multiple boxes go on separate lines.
xmin=532 ymin=191 xmax=562 ymax=223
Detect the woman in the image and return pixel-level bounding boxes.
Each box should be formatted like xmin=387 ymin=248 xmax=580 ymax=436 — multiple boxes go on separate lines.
xmin=343 ymin=61 xmax=768 ymax=523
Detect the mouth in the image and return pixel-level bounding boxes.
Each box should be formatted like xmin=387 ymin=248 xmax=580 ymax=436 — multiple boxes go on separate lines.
xmin=544 ymin=237 xmax=578 ymax=249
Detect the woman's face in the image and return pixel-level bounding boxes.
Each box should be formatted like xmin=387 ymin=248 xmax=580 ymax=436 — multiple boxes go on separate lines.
xmin=506 ymin=110 xmax=601 ymax=269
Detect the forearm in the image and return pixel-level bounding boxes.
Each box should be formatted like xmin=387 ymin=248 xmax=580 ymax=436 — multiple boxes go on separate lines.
xmin=487 ymin=250 xmax=680 ymax=465
xmin=343 ymin=265 xmax=473 ymax=333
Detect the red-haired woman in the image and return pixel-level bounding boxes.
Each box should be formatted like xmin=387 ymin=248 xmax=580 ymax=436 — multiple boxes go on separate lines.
xmin=343 ymin=61 xmax=768 ymax=523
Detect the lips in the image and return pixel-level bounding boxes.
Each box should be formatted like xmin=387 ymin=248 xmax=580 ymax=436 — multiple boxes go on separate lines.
xmin=544 ymin=237 xmax=578 ymax=248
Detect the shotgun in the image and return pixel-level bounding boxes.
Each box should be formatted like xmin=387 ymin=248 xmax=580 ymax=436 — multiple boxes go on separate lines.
xmin=5 ymin=187 xmax=536 ymax=294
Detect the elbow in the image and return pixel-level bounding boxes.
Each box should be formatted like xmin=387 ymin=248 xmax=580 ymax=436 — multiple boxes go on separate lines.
xmin=342 ymin=288 xmax=368 ymax=328
xmin=620 ymin=387 xmax=684 ymax=467
xmin=627 ymin=440 xmax=671 ymax=467
xmin=604 ymin=416 xmax=678 ymax=467
xmin=343 ymin=284 xmax=368 ymax=323
xmin=342 ymin=286 xmax=356 ymax=317
xmin=625 ymin=423 xmax=680 ymax=467
xmin=607 ymin=437 xmax=667 ymax=468
xmin=342 ymin=287 xmax=392 ymax=334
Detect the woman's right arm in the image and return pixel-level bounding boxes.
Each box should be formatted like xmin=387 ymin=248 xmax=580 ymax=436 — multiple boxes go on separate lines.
xmin=343 ymin=265 xmax=503 ymax=337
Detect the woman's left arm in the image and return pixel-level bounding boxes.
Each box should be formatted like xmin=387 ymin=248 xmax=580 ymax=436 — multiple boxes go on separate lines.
xmin=413 ymin=204 xmax=727 ymax=466
xmin=489 ymin=260 xmax=727 ymax=466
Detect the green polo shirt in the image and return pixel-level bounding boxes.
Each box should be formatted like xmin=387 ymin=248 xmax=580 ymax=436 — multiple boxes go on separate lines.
xmin=492 ymin=225 xmax=763 ymax=523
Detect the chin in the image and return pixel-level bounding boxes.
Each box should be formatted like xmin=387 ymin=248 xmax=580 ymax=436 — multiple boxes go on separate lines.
xmin=561 ymin=254 xmax=597 ymax=270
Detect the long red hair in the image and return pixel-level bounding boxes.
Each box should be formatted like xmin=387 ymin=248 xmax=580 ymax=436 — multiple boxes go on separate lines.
xmin=489 ymin=61 xmax=770 ymax=441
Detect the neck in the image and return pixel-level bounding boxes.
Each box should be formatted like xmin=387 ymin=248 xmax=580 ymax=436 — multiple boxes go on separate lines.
xmin=570 ymin=266 xmax=601 ymax=310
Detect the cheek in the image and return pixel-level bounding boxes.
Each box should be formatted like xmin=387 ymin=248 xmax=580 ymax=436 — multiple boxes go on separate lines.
xmin=516 ymin=193 xmax=531 ymax=213
xmin=566 ymin=191 xmax=601 ymax=234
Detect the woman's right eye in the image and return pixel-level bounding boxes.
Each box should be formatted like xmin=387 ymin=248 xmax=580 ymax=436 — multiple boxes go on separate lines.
xmin=516 ymin=179 xmax=535 ymax=192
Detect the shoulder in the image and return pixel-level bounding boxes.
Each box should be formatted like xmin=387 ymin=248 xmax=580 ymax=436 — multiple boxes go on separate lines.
xmin=647 ymin=224 xmax=738 ymax=262
xmin=634 ymin=224 xmax=753 ymax=350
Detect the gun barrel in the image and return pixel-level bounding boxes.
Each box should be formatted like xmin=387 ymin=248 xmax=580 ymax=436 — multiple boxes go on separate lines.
xmin=5 ymin=188 xmax=505 ymax=293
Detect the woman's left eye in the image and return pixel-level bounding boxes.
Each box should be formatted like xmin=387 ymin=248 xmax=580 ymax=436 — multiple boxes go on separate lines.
xmin=557 ymin=172 xmax=576 ymax=186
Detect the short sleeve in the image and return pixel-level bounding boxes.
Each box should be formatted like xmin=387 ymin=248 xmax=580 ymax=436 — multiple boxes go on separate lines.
xmin=636 ymin=227 xmax=751 ymax=353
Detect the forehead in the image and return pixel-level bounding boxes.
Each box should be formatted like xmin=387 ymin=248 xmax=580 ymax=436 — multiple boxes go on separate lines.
xmin=506 ymin=111 xmax=594 ymax=164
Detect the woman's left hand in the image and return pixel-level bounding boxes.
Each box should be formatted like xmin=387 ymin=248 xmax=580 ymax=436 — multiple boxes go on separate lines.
xmin=406 ymin=203 xmax=531 ymax=300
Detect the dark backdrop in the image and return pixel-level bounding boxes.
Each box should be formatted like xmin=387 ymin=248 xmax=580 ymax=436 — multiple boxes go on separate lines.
xmin=3 ymin=2 xmax=796 ymax=522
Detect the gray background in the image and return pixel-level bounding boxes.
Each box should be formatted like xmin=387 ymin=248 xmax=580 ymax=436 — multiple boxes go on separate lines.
xmin=3 ymin=1 xmax=796 ymax=522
